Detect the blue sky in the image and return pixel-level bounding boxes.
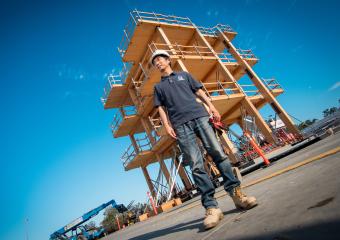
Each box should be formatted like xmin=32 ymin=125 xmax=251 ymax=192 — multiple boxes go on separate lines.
xmin=1 ymin=0 xmax=339 ymax=239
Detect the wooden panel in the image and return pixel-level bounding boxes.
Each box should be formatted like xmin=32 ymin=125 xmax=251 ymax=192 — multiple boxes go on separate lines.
xmin=211 ymin=94 xmax=244 ymax=120
xmin=104 ymin=85 xmax=133 ymax=109
xmin=151 ymin=135 xmax=175 ymax=153
xmin=249 ymin=89 xmax=284 ymax=109
xmin=220 ymin=89 xmax=284 ymax=125
xmin=140 ymin=69 xmax=161 ymax=97
xmin=124 ymin=22 xmax=195 ymax=62
xmin=114 ymin=115 xmax=144 ymax=138
xmin=123 ymin=23 xmax=156 ymax=62
xmin=123 ymin=21 xmax=236 ymax=64
xmin=125 ymin=150 xmax=154 ymax=170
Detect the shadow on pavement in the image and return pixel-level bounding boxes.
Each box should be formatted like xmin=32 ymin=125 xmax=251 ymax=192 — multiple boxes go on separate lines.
xmin=128 ymin=209 xmax=240 ymax=240
xmin=227 ymin=218 xmax=340 ymax=240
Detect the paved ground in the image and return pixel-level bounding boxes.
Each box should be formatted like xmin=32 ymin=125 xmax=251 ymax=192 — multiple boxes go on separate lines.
xmin=103 ymin=134 xmax=340 ymax=240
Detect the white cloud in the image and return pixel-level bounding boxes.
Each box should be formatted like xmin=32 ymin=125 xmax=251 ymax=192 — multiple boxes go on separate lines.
xmin=64 ymin=91 xmax=72 ymax=98
xmin=329 ymin=82 xmax=340 ymax=91
xmin=206 ymin=10 xmax=219 ymax=17
xmin=291 ymin=44 xmax=304 ymax=53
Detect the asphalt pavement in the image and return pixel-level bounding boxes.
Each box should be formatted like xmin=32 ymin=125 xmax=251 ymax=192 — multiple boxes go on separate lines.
xmin=103 ymin=133 xmax=340 ymax=240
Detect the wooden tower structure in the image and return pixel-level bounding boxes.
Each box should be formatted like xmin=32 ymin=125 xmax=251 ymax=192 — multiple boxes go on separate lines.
xmin=101 ymin=10 xmax=301 ymax=199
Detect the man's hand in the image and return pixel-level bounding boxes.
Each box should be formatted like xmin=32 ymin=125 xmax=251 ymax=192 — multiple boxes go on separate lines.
xmin=158 ymin=106 xmax=177 ymax=139
xmin=210 ymin=106 xmax=221 ymax=122
xmin=165 ymin=124 xmax=177 ymax=139
xmin=195 ymin=89 xmax=221 ymax=121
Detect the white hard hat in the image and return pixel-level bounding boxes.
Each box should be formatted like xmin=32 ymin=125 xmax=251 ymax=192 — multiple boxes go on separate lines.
xmin=150 ymin=50 xmax=171 ymax=65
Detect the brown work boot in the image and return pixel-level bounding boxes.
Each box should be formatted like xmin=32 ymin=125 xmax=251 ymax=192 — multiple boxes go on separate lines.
xmin=231 ymin=187 xmax=258 ymax=210
xmin=203 ymin=207 xmax=224 ymax=230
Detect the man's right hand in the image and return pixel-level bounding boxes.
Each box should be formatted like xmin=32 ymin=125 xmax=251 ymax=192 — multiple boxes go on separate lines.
xmin=165 ymin=125 xmax=177 ymax=139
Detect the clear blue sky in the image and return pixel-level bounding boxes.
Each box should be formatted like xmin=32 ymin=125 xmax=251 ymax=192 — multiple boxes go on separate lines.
xmin=1 ymin=0 xmax=339 ymax=239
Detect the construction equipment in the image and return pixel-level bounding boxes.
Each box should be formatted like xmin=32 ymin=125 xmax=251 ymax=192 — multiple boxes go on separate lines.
xmin=50 ymin=199 xmax=128 ymax=240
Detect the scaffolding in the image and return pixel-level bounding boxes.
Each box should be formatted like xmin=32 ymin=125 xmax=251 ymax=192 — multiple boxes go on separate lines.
xmin=101 ymin=10 xmax=302 ymax=200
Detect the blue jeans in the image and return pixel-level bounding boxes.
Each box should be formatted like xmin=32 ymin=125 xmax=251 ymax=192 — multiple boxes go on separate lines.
xmin=175 ymin=116 xmax=240 ymax=209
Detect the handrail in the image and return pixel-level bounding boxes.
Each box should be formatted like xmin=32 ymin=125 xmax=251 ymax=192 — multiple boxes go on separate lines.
xmin=262 ymin=78 xmax=283 ymax=91
xmin=121 ymin=144 xmax=136 ymax=168
xmin=197 ymin=23 xmax=235 ymax=37
xmin=101 ymin=62 xmax=132 ymax=105
xmin=202 ymin=80 xmax=242 ymax=97
xmin=101 ymin=74 xmax=123 ymax=105
xmin=110 ymin=106 xmax=137 ymax=134
xmin=237 ymin=49 xmax=257 ymax=59
xmin=118 ymin=10 xmax=236 ymax=59
xmin=121 ymin=133 xmax=152 ymax=167
xmin=123 ymin=42 xmax=256 ymax=98
xmin=238 ymin=78 xmax=283 ymax=97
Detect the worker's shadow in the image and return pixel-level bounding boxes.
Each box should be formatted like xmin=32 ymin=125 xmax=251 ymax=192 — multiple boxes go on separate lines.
xmin=128 ymin=208 xmax=240 ymax=240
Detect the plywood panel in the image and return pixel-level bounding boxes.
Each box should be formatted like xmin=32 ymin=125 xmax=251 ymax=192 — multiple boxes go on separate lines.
xmin=114 ymin=115 xmax=144 ymax=138
xmin=125 ymin=150 xmax=154 ymax=170
xmin=104 ymin=85 xmax=133 ymax=109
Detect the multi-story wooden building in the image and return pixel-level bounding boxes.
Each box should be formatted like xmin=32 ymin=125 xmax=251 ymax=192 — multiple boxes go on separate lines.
xmin=101 ymin=10 xmax=301 ymax=200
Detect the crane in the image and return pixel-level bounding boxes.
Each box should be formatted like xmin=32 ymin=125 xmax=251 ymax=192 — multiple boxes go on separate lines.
xmin=50 ymin=199 xmax=128 ymax=240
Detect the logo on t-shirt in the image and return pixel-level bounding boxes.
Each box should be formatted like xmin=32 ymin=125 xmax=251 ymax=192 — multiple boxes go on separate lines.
xmin=177 ymin=75 xmax=185 ymax=81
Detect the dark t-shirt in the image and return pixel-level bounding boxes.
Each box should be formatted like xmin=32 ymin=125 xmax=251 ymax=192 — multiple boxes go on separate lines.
xmin=153 ymin=71 xmax=209 ymax=128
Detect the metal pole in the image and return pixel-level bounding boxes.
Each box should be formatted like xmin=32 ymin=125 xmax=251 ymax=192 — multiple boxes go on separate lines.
xmin=244 ymin=131 xmax=270 ymax=165
xmin=116 ymin=215 xmax=121 ymax=230
xmin=147 ymin=191 xmax=158 ymax=215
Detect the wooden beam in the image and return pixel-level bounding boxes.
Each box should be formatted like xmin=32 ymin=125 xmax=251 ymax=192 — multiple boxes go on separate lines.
xmin=218 ymin=131 xmax=240 ymax=164
xmin=242 ymin=98 xmax=276 ymax=144
xmin=221 ymin=98 xmax=244 ymax=120
xmin=156 ymin=154 xmax=173 ymax=188
xmin=129 ymin=134 xmax=139 ymax=153
xmin=217 ymin=29 xmax=301 ymax=137
xmin=142 ymin=166 xmax=156 ymax=199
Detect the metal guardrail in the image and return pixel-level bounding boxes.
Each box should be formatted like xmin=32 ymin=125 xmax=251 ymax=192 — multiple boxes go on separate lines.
xmin=197 ymin=24 xmax=235 ymax=37
xmin=262 ymin=78 xmax=283 ymax=91
xmin=218 ymin=49 xmax=257 ymax=63
xmin=218 ymin=52 xmax=236 ymax=63
xmin=201 ymin=80 xmax=242 ymax=97
xmin=111 ymin=106 xmax=137 ymax=134
xmin=149 ymin=42 xmax=214 ymax=58
xmin=237 ymin=49 xmax=257 ymax=59
xmin=121 ymin=144 xmax=136 ymax=168
xmin=239 ymin=83 xmax=261 ymax=97
xmin=148 ymin=42 xmax=256 ymax=63
xmin=101 ymin=74 xmax=123 ymax=105
xmin=118 ymin=10 xmax=235 ymax=59
xmin=101 ymin=63 xmax=132 ymax=105
xmin=238 ymin=78 xmax=283 ymax=97
xmin=118 ymin=10 xmax=194 ymax=59
xmin=121 ymin=133 xmax=152 ymax=168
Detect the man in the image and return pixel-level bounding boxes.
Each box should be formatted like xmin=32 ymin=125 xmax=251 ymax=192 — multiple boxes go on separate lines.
xmin=152 ymin=50 xmax=258 ymax=230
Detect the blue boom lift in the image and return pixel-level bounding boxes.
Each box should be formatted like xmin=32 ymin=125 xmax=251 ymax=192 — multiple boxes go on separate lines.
xmin=50 ymin=199 xmax=128 ymax=240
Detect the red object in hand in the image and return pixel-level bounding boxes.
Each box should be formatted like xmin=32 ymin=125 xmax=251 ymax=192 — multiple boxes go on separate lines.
xmin=209 ymin=118 xmax=227 ymax=132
